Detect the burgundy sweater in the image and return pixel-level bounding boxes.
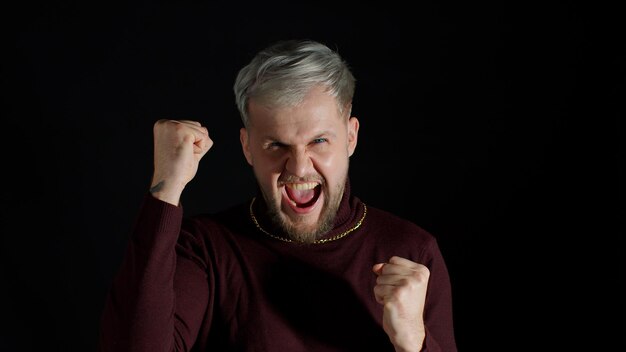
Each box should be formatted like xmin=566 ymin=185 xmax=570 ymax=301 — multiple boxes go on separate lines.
xmin=98 ymin=182 xmax=457 ymax=351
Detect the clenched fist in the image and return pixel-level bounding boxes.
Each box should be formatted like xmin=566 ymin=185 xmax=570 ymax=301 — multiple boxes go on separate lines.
xmin=150 ymin=119 xmax=213 ymax=205
xmin=373 ymin=256 xmax=430 ymax=352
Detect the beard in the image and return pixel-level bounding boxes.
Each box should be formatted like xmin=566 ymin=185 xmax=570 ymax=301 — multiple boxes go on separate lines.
xmin=260 ymin=171 xmax=347 ymax=244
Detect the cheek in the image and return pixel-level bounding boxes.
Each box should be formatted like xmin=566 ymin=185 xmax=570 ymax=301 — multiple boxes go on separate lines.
xmin=314 ymin=148 xmax=349 ymax=179
xmin=316 ymin=151 xmax=336 ymax=169
xmin=253 ymin=153 xmax=284 ymax=181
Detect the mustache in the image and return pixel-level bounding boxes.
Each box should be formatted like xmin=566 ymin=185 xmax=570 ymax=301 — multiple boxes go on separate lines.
xmin=278 ymin=174 xmax=324 ymax=185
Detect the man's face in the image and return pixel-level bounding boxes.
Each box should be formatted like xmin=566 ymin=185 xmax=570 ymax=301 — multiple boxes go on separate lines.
xmin=240 ymin=85 xmax=359 ymax=243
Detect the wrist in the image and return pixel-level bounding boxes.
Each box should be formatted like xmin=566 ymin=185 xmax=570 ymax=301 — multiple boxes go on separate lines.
xmin=149 ymin=180 xmax=184 ymax=206
xmin=393 ymin=341 xmax=422 ymax=352
xmin=391 ymin=326 xmax=425 ymax=352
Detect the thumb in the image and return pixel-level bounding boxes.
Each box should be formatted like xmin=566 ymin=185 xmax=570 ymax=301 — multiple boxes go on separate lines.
xmin=372 ymin=263 xmax=385 ymax=276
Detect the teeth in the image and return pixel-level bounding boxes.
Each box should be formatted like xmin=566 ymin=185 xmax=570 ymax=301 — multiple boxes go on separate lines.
xmin=286 ymin=182 xmax=318 ymax=190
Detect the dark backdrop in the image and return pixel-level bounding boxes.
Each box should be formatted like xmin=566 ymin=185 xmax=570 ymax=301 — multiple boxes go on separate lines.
xmin=2 ymin=1 xmax=618 ymax=351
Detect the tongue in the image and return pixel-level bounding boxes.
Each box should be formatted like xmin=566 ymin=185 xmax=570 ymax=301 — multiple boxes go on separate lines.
xmin=286 ymin=187 xmax=316 ymax=205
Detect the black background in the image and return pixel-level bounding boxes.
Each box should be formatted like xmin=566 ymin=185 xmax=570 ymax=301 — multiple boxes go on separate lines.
xmin=2 ymin=1 xmax=620 ymax=351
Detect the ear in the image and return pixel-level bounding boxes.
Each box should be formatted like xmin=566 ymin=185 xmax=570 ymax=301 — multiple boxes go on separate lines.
xmin=240 ymin=127 xmax=253 ymax=165
xmin=347 ymin=116 xmax=359 ymax=157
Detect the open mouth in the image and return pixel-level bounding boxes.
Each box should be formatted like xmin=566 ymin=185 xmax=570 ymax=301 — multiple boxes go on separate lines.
xmin=284 ymin=182 xmax=322 ymax=209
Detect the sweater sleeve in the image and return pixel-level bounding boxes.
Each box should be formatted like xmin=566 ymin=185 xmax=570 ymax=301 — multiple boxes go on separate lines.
xmin=98 ymin=194 xmax=211 ymax=352
xmin=420 ymin=237 xmax=457 ymax=352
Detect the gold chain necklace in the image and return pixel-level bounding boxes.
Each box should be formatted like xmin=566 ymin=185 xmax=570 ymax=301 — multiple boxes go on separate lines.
xmin=249 ymin=197 xmax=367 ymax=244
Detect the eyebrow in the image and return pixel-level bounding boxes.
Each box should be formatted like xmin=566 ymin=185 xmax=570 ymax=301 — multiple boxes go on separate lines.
xmin=263 ymin=130 xmax=336 ymax=143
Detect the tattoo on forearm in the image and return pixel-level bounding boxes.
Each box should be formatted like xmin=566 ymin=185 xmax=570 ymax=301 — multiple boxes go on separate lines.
xmin=150 ymin=181 xmax=164 ymax=193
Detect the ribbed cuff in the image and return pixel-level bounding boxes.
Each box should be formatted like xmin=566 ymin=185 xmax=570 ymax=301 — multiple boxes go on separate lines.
xmin=131 ymin=193 xmax=184 ymax=249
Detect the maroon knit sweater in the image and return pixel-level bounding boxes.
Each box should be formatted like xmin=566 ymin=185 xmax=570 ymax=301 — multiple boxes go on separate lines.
xmin=98 ymin=181 xmax=457 ymax=351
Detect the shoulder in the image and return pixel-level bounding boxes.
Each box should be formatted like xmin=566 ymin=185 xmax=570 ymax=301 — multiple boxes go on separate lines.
xmin=176 ymin=200 xmax=253 ymax=261
xmin=361 ymin=204 xmax=447 ymax=266
xmin=361 ymin=203 xmax=439 ymax=255
xmin=183 ymin=200 xmax=250 ymax=234
xmin=365 ymin=204 xmax=433 ymax=237
xmin=180 ymin=199 xmax=256 ymax=245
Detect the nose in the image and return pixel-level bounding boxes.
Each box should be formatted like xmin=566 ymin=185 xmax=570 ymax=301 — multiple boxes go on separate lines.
xmin=285 ymin=147 xmax=312 ymax=177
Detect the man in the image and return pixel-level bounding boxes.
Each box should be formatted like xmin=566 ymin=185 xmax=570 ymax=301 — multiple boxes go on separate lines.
xmin=99 ymin=39 xmax=457 ymax=352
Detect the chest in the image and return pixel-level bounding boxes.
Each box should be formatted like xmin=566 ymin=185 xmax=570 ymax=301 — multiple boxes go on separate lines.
xmin=210 ymin=238 xmax=392 ymax=351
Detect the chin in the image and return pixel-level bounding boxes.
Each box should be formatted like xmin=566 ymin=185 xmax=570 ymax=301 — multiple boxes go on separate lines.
xmin=262 ymin=179 xmax=342 ymax=243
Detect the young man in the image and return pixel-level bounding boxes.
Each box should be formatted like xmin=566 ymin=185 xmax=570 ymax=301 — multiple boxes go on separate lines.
xmin=99 ymin=39 xmax=457 ymax=352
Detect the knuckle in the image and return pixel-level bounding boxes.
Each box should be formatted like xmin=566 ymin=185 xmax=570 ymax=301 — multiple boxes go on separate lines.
xmin=154 ymin=119 xmax=167 ymax=131
xmin=416 ymin=266 xmax=430 ymax=279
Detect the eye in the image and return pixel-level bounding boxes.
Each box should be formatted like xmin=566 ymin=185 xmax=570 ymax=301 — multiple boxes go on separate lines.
xmin=266 ymin=141 xmax=285 ymax=150
xmin=312 ymin=138 xmax=327 ymax=144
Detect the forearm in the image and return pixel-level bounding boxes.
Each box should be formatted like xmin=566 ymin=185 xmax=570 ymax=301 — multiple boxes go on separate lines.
xmin=418 ymin=240 xmax=458 ymax=352
xmin=98 ymin=194 xmax=184 ymax=351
